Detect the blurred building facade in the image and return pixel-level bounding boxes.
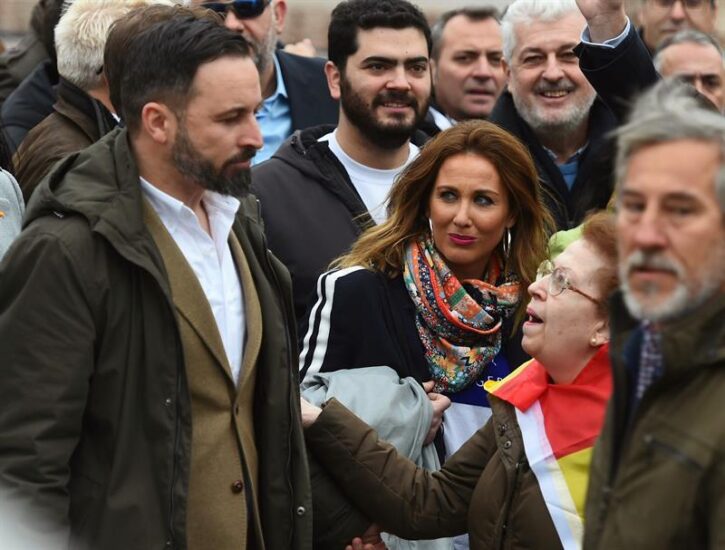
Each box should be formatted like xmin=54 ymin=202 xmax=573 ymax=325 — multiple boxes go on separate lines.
xmin=1 ymin=0 xmax=724 ymax=50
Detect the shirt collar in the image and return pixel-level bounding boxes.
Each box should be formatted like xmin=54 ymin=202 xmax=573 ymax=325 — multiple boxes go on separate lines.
xmin=429 ymin=106 xmax=455 ymax=131
xmin=138 ymin=177 xmax=240 ymax=238
xmin=266 ymin=53 xmax=288 ymax=103
xmin=544 ymin=143 xmax=589 ymax=165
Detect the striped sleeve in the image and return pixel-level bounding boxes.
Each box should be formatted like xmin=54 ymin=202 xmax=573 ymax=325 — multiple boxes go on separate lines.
xmin=298 ymin=266 xmax=364 ymax=381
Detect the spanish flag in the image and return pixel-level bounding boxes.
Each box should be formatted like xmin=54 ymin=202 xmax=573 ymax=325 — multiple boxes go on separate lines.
xmin=484 ymin=345 xmax=611 ymax=550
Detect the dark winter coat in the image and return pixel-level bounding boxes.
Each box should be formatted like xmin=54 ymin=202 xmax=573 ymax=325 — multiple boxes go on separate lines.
xmin=489 ymin=91 xmax=617 ymax=231
xmin=0 ymin=0 xmax=62 ymax=107
xmin=14 ymin=77 xmax=117 ymax=201
xmin=276 ymin=50 xmax=339 ymax=131
xmin=488 ymin=25 xmax=657 ymax=231
xmin=306 ymin=395 xmax=564 ymax=550
xmin=251 ymin=125 xmax=429 ymax=328
xmin=1 ymin=59 xmax=58 ymax=152
xmin=251 ymin=125 xmax=375 ymax=326
xmin=0 ymin=128 xmax=312 ymax=550
xmin=584 ymin=292 xmax=725 ymax=549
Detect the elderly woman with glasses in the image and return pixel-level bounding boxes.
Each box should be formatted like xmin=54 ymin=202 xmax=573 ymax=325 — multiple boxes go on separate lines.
xmin=301 ymin=211 xmax=619 ymax=550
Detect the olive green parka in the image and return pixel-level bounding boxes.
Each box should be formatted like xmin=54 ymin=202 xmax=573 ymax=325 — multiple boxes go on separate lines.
xmin=584 ymin=292 xmax=725 ymax=549
xmin=0 ymin=128 xmax=312 ymax=549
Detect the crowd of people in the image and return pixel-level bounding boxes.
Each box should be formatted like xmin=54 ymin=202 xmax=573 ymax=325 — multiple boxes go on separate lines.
xmin=0 ymin=0 xmax=723 ymax=549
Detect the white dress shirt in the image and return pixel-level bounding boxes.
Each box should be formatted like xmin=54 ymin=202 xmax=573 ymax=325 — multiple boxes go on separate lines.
xmin=140 ymin=178 xmax=246 ymax=385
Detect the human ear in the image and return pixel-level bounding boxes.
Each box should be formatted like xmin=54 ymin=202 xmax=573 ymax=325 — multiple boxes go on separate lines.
xmin=272 ymin=0 xmax=287 ymax=33
xmin=589 ymin=318 xmax=610 ymax=347
xmin=141 ymin=102 xmax=175 ymax=145
xmin=325 ymin=61 xmax=341 ymax=100
xmin=502 ymin=58 xmax=511 ymax=80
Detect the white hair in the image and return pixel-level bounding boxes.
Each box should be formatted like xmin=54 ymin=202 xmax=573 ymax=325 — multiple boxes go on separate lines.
xmin=501 ymin=0 xmax=581 ymax=62
xmin=55 ymin=0 xmax=177 ymax=91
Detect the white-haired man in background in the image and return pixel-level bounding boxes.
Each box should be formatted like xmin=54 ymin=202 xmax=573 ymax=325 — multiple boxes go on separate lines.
xmin=489 ymin=0 xmax=655 ymax=229
xmin=13 ymin=0 xmax=174 ymax=200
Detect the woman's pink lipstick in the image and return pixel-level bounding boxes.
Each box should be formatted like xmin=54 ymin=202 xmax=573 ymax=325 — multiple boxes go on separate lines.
xmin=449 ymin=234 xmax=476 ymax=246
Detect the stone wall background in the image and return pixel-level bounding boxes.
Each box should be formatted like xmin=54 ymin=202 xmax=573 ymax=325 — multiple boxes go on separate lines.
xmin=1 ymin=0 xmax=723 ymax=48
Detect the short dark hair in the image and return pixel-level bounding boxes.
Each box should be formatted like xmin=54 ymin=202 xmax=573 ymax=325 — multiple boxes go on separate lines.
xmin=431 ymin=7 xmax=500 ymax=61
xmin=105 ymin=5 xmax=223 ymax=121
xmin=327 ymin=0 xmax=432 ymax=72
xmin=112 ymin=7 xmax=252 ymax=133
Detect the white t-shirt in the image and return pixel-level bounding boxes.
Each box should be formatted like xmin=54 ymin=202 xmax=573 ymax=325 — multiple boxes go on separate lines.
xmin=319 ymin=130 xmax=419 ymax=224
xmin=140 ymin=178 xmax=246 ymax=385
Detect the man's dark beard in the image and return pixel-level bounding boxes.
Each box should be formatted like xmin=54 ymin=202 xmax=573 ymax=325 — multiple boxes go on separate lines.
xmin=339 ymin=73 xmax=427 ymax=150
xmin=171 ymin=124 xmax=255 ymax=198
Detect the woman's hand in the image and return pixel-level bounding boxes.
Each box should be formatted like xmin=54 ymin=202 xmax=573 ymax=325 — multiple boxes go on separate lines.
xmin=300 ymin=397 xmax=322 ymax=428
xmin=345 ymin=524 xmax=387 ymax=550
xmin=423 ymin=381 xmax=451 ymax=445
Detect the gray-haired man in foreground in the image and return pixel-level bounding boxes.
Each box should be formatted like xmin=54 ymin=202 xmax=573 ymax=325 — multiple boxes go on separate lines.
xmin=584 ymin=80 xmax=725 ymax=548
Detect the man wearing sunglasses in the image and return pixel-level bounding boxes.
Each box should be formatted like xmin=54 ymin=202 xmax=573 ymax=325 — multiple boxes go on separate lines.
xmin=198 ymin=0 xmax=338 ymax=163
xmin=639 ymin=0 xmax=718 ymax=53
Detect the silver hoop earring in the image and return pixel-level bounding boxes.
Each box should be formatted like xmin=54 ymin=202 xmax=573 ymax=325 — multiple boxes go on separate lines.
xmin=428 ymin=218 xmax=434 ymax=233
xmin=502 ymin=227 xmax=512 ymax=259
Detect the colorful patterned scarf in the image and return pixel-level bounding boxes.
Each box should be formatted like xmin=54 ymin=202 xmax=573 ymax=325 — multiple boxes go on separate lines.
xmin=402 ymin=235 xmax=521 ymax=393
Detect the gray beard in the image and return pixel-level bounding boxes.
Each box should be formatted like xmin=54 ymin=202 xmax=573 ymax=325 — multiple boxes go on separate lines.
xmin=512 ymin=91 xmax=595 ymax=142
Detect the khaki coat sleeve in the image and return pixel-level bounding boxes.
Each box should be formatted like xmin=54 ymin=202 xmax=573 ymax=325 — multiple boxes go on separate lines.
xmin=305 ymin=398 xmax=497 ymax=540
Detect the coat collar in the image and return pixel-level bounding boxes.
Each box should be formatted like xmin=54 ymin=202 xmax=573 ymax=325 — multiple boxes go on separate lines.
xmin=609 ymin=290 xmax=725 ymax=382
xmin=53 ymin=77 xmax=117 ymax=142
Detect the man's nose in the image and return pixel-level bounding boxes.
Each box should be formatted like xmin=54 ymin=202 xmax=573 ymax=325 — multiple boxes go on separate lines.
xmin=630 ymin=208 xmax=669 ymax=251
xmin=243 ymin=116 xmax=264 ymax=151
xmin=669 ymin=0 xmax=687 ymax=22
xmin=386 ymin=66 xmax=412 ymax=90
xmin=224 ymin=10 xmax=248 ymax=33
xmin=471 ymin=56 xmax=494 ymax=80
xmin=542 ymin=55 xmax=565 ymax=82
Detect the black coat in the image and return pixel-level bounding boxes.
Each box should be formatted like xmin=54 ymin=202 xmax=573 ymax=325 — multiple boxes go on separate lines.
xmin=489 ymin=91 xmax=617 ymax=231
xmin=575 ymin=22 xmax=658 ymax=122
xmin=251 ymin=125 xmax=430 ymax=328
xmin=277 ymin=50 xmax=339 ymax=131
xmin=1 ymin=59 xmax=57 ymax=152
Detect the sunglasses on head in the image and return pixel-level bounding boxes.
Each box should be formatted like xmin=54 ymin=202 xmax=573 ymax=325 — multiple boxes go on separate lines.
xmin=202 ymin=0 xmax=270 ymax=19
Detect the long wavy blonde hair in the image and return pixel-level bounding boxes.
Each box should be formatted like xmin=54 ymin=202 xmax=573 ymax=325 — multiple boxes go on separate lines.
xmin=335 ymin=120 xmax=553 ymax=312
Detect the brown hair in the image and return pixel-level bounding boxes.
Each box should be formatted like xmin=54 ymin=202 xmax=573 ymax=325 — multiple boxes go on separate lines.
xmin=580 ymin=211 xmax=618 ymax=315
xmin=336 ymin=120 xmax=554 ymax=315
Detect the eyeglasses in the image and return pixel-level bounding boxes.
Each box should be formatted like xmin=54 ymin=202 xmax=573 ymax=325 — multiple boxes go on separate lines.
xmin=651 ymin=0 xmax=714 ymax=9
xmin=536 ymin=259 xmax=601 ymax=305
xmin=202 ymin=0 xmax=270 ymax=19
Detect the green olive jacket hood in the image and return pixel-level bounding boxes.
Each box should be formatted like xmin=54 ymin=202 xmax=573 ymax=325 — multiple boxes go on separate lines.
xmin=0 ymin=128 xmax=312 ymax=549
